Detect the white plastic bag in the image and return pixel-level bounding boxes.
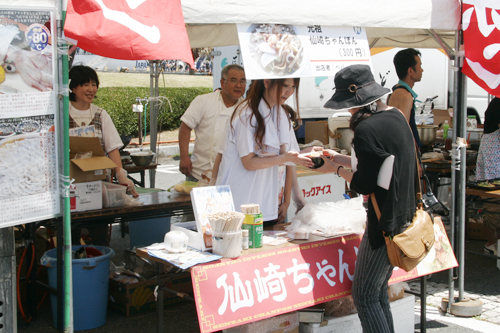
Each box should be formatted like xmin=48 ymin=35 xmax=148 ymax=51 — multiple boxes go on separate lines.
xmin=286 ymin=196 xmax=366 ymax=236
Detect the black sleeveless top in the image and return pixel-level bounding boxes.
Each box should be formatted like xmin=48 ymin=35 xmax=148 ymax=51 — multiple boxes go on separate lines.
xmin=390 ymin=85 xmax=423 ymax=148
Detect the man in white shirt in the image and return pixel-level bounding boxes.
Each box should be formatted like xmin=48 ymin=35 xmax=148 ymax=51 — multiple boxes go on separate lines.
xmin=179 ymin=64 xmax=246 ymax=181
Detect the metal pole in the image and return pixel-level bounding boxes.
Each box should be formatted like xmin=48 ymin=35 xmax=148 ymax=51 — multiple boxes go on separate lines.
xmin=447 ymin=31 xmax=461 ymax=312
xmin=149 ymin=61 xmax=158 ymax=188
xmin=59 ymin=3 xmax=74 ymax=331
xmin=457 ymin=64 xmax=468 ymax=302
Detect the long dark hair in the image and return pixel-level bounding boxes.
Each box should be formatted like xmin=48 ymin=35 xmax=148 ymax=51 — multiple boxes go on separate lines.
xmin=349 ymin=105 xmax=373 ymax=131
xmin=231 ymin=78 xmax=300 ymax=149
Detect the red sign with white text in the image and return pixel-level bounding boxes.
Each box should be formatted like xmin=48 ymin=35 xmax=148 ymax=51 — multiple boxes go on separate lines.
xmin=462 ymin=1 xmax=500 ymax=97
xmin=192 ymin=235 xmax=362 ymax=332
xmin=191 ymin=218 xmax=457 ymax=332
xmin=64 ymin=0 xmax=194 ymax=66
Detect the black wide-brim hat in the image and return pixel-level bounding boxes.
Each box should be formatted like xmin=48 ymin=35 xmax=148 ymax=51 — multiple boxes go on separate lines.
xmin=324 ymin=64 xmax=391 ymax=110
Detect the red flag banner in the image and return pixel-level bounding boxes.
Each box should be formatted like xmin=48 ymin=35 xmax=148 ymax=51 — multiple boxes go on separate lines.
xmin=462 ymin=1 xmax=500 ymax=97
xmin=64 ymin=0 xmax=194 ymax=66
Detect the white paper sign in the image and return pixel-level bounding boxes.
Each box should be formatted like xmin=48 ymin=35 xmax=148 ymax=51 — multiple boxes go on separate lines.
xmin=237 ymin=24 xmax=371 ymax=79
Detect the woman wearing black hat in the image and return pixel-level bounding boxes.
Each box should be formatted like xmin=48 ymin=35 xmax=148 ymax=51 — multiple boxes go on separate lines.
xmin=317 ymin=65 xmax=417 ymax=333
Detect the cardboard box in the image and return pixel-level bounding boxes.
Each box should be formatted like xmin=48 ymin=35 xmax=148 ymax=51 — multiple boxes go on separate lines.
xmin=70 ymin=181 xmax=103 ymax=212
xmin=467 ymin=218 xmax=490 ymax=241
xmin=108 ymin=272 xmax=193 ymax=317
xmin=70 ymin=136 xmax=117 ymax=183
xmin=433 ymin=108 xmax=453 ymax=127
xmin=305 ymin=121 xmax=329 ymax=145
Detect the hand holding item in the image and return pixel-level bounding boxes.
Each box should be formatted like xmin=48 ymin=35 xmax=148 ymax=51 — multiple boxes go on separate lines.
xmin=299 ymin=146 xmax=324 ymax=154
xmin=116 ymin=168 xmax=139 ymax=198
xmin=315 ymin=156 xmax=339 ymax=174
xmin=287 ymin=151 xmax=314 ymax=168
xmin=179 ymin=154 xmax=193 ymax=177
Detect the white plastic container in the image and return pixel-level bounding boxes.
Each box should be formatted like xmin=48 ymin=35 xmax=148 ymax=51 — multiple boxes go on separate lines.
xmin=212 ymin=231 xmax=242 ymax=258
xmin=102 ymin=182 xmax=127 ymax=208
xmin=164 ymin=231 xmax=189 ymax=253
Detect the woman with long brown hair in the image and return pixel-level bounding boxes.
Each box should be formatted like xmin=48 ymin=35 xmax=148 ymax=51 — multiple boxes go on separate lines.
xmin=216 ymin=78 xmax=312 ymax=223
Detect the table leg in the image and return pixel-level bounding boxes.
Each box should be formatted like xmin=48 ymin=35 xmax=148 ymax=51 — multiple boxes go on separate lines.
xmin=140 ymin=170 xmax=145 ymax=188
xmin=420 ymin=275 xmax=427 ymax=333
xmin=157 ymin=262 xmax=164 ymax=333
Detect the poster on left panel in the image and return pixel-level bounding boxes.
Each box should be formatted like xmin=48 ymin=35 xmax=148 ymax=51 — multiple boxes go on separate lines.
xmin=0 ymin=7 xmax=60 ymax=228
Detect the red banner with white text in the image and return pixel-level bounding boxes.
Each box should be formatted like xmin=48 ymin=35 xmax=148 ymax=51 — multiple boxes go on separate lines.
xmin=191 ymin=218 xmax=456 ymax=332
xmin=462 ymin=1 xmax=500 ymax=97
xmin=64 ymin=0 xmax=194 ymax=66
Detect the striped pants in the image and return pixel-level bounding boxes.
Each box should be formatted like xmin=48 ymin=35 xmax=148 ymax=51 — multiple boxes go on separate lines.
xmin=352 ymin=232 xmax=395 ymax=333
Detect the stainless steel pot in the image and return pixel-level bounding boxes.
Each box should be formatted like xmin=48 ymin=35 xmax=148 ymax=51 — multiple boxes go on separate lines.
xmin=417 ymin=125 xmax=438 ymax=146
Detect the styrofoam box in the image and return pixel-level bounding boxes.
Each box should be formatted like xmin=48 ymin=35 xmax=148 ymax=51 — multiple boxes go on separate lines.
xmin=299 ymin=293 xmax=415 ymax=333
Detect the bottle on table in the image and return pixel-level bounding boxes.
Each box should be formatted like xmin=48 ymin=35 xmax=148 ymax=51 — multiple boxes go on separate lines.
xmin=443 ymin=120 xmax=450 ymax=139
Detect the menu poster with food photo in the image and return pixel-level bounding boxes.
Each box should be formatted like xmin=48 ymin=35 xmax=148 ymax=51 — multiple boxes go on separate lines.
xmin=190 ymin=186 xmax=235 ymax=251
xmin=237 ymin=24 xmax=371 ymax=80
xmin=0 ymin=8 xmax=60 ymax=228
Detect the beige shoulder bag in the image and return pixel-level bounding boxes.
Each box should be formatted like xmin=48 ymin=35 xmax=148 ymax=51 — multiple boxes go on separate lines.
xmin=370 ymin=150 xmax=435 ymax=272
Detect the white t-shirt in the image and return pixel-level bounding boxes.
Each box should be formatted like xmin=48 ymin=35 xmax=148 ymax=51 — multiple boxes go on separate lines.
xmin=69 ymin=104 xmax=123 ymax=153
xmin=216 ymin=99 xmax=291 ymax=221
xmin=180 ymin=91 xmax=242 ymax=181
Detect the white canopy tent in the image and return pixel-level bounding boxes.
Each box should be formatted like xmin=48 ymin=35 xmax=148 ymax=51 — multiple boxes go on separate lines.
xmin=182 ymin=0 xmax=461 ymax=50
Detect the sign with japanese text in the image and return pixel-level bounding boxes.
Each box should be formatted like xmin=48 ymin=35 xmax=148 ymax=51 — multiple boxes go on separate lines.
xmin=192 ymin=234 xmax=362 ymax=332
xmin=237 ymin=24 xmax=371 ymax=80
xmin=462 ymin=1 xmax=500 ymax=97
xmin=0 ymin=8 xmax=60 ymax=228
xmin=191 ymin=218 xmax=456 ymax=332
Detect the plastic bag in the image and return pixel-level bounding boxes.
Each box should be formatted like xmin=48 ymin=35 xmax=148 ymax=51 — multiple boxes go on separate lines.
xmin=73 ymin=151 xmax=93 ymax=159
xmin=168 ymin=180 xmax=209 ymax=195
xmin=286 ymin=196 xmax=366 ymax=236
xmin=124 ymin=194 xmax=144 ymax=206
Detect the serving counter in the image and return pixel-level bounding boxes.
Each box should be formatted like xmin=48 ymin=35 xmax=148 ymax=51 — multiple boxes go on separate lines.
xmin=137 ymin=216 xmax=457 ymax=333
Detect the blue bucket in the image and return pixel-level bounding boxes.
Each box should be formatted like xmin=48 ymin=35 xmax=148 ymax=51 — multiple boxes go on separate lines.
xmin=41 ymin=245 xmax=115 ymax=331
xmin=129 ymin=217 xmax=170 ymax=249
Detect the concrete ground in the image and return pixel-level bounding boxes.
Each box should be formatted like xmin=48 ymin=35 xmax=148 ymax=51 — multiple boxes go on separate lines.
xmin=16 ymin=152 xmax=500 ymax=332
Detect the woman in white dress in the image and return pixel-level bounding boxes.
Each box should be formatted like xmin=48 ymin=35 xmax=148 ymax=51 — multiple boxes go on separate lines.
xmin=216 ymin=78 xmax=313 ymax=223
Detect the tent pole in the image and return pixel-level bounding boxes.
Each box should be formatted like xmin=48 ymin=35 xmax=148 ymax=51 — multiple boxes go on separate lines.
xmin=58 ymin=2 xmax=74 ymax=331
xmin=149 ymin=60 xmax=159 ymax=188
xmin=426 ymin=29 xmax=454 ymax=59
xmin=449 ymin=27 xmax=467 ymax=307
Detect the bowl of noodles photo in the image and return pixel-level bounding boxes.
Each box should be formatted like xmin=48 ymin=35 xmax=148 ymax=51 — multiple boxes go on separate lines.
xmin=247 ymin=24 xmax=308 ymax=77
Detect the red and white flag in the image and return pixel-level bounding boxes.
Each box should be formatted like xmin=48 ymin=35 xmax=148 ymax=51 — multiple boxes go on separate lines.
xmin=462 ymin=0 xmax=500 ymax=97
xmin=64 ymin=0 xmax=194 ymax=66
